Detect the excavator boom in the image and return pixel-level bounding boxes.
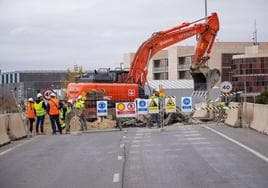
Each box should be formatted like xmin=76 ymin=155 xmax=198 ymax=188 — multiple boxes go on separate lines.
xmin=127 ymin=13 xmax=220 ymax=91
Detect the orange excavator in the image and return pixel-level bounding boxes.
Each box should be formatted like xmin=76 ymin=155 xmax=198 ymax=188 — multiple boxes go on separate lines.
xmin=67 ymin=13 xmax=220 ymax=101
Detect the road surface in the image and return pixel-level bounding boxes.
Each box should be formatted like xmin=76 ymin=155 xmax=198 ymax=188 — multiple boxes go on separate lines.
xmin=0 ymin=123 xmax=268 ymax=188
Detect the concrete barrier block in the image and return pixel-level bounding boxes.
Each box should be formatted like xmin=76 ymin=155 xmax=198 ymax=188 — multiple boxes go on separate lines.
xmin=251 ymin=104 xmax=268 ymax=133
xmin=224 ymin=102 xmax=240 ymax=127
xmin=242 ymin=102 xmax=254 ymax=127
xmin=0 ymin=115 xmax=10 ymax=146
xmin=8 ymin=113 xmax=27 ymax=140
xmin=193 ymin=103 xmax=208 ymax=118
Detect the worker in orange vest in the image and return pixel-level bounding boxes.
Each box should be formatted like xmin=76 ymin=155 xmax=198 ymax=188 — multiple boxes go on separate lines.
xmin=47 ymin=92 xmax=62 ymax=134
xmin=27 ymin=98 xmax=36 ymax=135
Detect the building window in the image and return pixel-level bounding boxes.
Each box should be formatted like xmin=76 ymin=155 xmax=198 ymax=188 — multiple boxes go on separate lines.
xmin=153 ymin=72 xmax=168 ymax=80
xmin=15 ymin=73 xmax=17 ymax=83
xmin=6 ymin=74 xmax=8 ymax=84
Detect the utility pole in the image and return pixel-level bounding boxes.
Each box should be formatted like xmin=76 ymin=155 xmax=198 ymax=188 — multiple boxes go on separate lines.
xmin=205 ymin=0 xmax=208 ymax=18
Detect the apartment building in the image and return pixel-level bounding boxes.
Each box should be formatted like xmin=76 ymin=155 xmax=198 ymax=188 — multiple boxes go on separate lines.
xmin=232 ymin=44 xmax=268 ymax=97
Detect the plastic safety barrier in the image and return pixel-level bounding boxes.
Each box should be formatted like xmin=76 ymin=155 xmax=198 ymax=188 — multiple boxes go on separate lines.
xmin=224 ymin=102 xmax=240 ymax=127
xmin=0 ymin=115 xmax=10 ymax=146
xmin=8 ymin=113 xmax=27 ymax=140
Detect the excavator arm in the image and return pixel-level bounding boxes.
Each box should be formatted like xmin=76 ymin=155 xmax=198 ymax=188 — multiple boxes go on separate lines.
xmin=127 ymin=13 xmax=220 ymax=91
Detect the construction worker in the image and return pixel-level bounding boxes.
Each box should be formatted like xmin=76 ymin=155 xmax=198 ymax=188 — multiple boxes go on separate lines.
xmin=27 ymin=98 xmax=36 ymax=135
xmin=47 ymin=92 xmax=62 ymax=134
xmin=75 ymin=95 xmax=87 ymax=131
xmin=64 ymin=100 xmax=74 ymax=134
xmin=34 ymin=93 xmax=46 ymax=134
xmin=60 ymin=100 xmax=72 ymax=130
xmin=217 ymin=102 xmax=228 ymax=122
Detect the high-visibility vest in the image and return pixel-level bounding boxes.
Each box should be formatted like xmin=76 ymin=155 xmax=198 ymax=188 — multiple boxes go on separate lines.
xmin=60 ymin=106 xmax=71 ymax=119
xmin=75 ymin=100 xmax=84 ymax=109
xmin=34 ymin=101 xmax=46 ymax=116
xmin=49 ymin=98 xmax=60 ymax=115
xmin=27 ymin=103 xmax=36 ymax=118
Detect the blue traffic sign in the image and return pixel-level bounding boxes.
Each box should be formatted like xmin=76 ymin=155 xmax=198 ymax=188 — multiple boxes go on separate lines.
xmin=183 ymin=98 xmax=190 ymax=105
xmin=137 ymin=99 xmax=148 ymax=114
xmin=97 ymin=101 xmax=108 ymax=116
xmin=98 ymin=102 xmax=106 ymax=109
xmin=181 ymin=97 xmax=192 ymax=112
xmin=139 ymin=100 xmax=146 ymax=107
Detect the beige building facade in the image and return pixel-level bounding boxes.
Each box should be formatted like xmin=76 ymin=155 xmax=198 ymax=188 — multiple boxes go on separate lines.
xmin=123 ymin=42 xmax=268 ymax=84
xmin=232 ymin=44 xmax=268 ymax=97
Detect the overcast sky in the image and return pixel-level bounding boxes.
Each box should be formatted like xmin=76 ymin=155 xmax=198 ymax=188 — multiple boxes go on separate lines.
xmin=0 ymin=0 xmax=267 ymax=72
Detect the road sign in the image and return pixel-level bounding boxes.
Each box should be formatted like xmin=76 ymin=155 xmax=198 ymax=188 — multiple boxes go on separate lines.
xmin=136 ymin=99 xmax=148 ymax=115
xmin=181 ymin=97 xmax=192 ymax=112
xmin=148 ymin=98 xmax=159 ymax=114
xmin=97 ymin=101 xmax=108 ymax=116
xmin=42 ymin=88 xmax=56 ymax=100
xmin=220 ymin=81 xmax=232 ymax=93
xmin=116 ymin=102 xmax=136 ymax=118
xmin=165 ymin=96 xmax=176 ymax=113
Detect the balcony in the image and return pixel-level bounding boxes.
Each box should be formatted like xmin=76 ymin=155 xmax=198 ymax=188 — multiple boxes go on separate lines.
xmin=153 ymin=66 xmax=168 ymax=73
xmin=178 ymin=64 xmax=191 ymax=70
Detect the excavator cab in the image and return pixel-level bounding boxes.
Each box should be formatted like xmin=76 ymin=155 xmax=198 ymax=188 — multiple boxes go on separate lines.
xmin=191 ymin=66 xmax=221 ymax=91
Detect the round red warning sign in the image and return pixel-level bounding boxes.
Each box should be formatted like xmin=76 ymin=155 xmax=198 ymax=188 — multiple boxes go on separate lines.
xmin=127 ymin=102 xmax=135 ymax=110
xmin=42 ymin=88 xmax=56 ymax=100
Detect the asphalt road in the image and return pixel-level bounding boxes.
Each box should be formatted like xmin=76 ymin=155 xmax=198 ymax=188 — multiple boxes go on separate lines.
xmin=1 ymin=124 xmax=268 ymax=188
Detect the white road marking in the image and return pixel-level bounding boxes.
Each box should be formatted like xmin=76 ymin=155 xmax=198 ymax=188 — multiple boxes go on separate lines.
xmin=170 ymin=142 xmax=186 ymax=146
xmin=0 ymin=138 xmax=35 ymax=157
xmin=113 ymin=173 xmax=120 ymax=183
xmin=204 ymin=126 xmax=268 ymax=163
xmin=186 ymin=137 xmax=206 ymax=140
xmin=131 ymin=144 xmax=140 ymax=148
xmin=191 ymin=142 xmax=210 ymax=145
xmin=144 ymin=144 xmax=154 ymax=147
xmin=181 ymin=131 xmax=199 ymax=134
xmin=185 ymin=134 xmax=201 ymax=137
xmin=0 ymin=148 xmax=13 ymax=156
xmin=118 ymin=156 xmax=123 ymax=160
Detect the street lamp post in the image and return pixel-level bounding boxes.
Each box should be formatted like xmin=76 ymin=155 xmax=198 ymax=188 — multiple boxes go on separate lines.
xmin=205 ymin=0 xmax=208 ymax=18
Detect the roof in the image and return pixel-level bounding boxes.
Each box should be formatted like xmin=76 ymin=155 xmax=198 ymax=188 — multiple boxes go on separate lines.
xmin=147 ymin=80 xmax=194 ymax=89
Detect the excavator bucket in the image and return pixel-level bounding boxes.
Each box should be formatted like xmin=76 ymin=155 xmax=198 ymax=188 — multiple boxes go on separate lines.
xmin=191 ymin=66 xmax=220 ymax=91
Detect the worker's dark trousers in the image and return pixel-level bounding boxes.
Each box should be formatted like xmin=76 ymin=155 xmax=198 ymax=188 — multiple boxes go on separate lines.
xmin=36 ymin=115 xmax=45 ymax=133
xmin=28 ymin=118 xmax=35 ymax=133
xmin=49 ymin=115 xmax=62 ymax=134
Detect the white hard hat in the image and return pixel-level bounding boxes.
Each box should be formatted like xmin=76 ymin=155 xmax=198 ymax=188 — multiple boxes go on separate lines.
xmin=67 ymin=99 xmax=73 ymax=103
xmin=37 ymin=93 xmax=42 ymax=98
xmin=28 ymin=98 xmax=34 ymax=102
xmin=50 ymin=92 xmax=56 ymax=97
xmin=78 ymin=95 xmax=82 ymax=100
